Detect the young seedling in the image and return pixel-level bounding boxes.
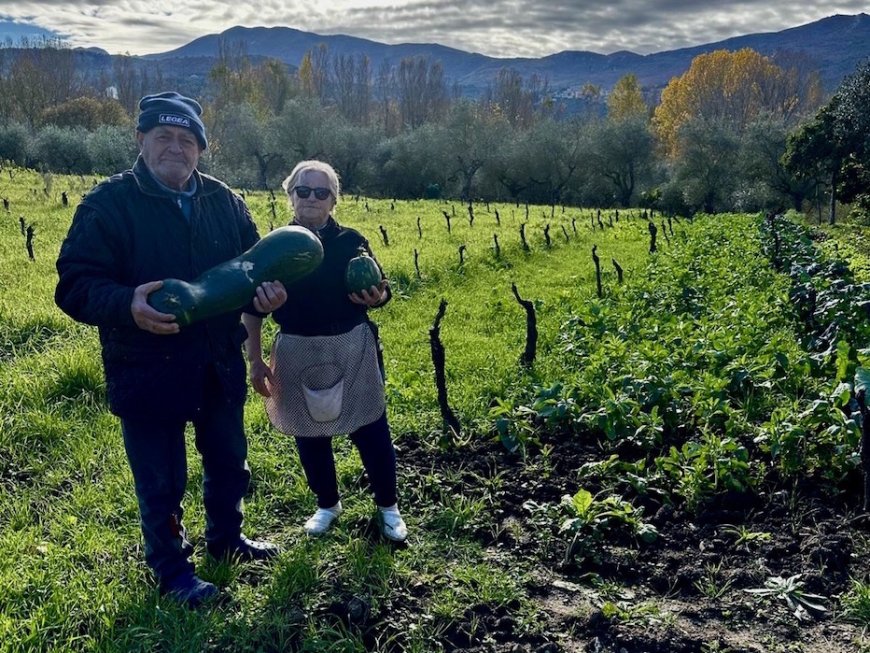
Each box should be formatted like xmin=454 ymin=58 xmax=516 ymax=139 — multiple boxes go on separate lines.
xmin=745 ymin=574 xmax=827 ymax=621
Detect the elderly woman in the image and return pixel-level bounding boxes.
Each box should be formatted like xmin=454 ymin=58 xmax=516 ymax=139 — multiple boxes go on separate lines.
xmin=242 ymin=160 xmax=407 ymax=542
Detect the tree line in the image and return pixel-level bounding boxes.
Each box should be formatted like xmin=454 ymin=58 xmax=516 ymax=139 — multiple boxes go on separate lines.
xmin=0 ymin=38 xmax=866 ymax=220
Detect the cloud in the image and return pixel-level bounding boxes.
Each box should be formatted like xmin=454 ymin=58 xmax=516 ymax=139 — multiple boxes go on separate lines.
xmin=0 ymin=0 xmax=863 ymax=57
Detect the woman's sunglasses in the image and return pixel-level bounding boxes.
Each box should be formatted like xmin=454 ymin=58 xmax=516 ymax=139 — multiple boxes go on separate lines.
xmin=293 ymin=186 xmax=332 ymax=200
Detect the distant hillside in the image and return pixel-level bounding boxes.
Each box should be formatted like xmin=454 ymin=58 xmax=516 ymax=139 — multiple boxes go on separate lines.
xmin=143 ymin=13 xmax=870 ymax=94
xmin=1 ymin=13 xmax=868 ymax=100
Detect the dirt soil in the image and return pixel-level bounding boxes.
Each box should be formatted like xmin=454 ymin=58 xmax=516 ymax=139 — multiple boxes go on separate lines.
xmin=384 ymin=429 xmax=870 ymax=653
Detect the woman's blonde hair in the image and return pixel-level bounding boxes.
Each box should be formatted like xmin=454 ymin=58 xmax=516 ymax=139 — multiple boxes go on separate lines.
xmin=281 ymin=160 xmax=341 ymax=204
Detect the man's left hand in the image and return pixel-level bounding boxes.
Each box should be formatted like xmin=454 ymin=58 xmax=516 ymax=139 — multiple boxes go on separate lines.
xmin=349 ymin=280 xmax=388 ymax=307
xmin=252 ymin=281 xmax=287 ymax=313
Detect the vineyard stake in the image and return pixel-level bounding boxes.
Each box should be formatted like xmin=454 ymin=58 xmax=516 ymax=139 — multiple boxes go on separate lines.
xmin=511 ymin=283 xmax=537 ymax=367
xmin=592 ymin=245 xmax=602 ymax=298
xmin=429 ymin=299 xmax=461 ymax=438
xmin=612 ymin=258 xmax=624 ymax=284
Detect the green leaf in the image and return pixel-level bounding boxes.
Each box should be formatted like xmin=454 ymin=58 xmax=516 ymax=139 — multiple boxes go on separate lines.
xmin=571 ymin=489 xmax=594 ymax=518
xmin=831 ymin=382 xmax=853 ymax=407
xmin=836 ymin=340 xmax=856 ymax=382
xmin=856 ymin=367 xmax=870 ymax=396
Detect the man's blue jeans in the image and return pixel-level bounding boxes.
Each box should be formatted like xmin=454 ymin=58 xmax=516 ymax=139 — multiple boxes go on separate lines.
xmin=120 ymin=386 xmax=250 ymax=585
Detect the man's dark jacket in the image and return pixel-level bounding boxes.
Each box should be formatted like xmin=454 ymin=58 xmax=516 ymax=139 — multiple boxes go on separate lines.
xmin=55 ymin=157 xmax=259 ymax=421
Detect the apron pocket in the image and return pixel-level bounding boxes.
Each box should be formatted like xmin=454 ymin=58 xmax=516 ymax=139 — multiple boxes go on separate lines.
xmin=302 ymin=379 xmax=344 ymax=422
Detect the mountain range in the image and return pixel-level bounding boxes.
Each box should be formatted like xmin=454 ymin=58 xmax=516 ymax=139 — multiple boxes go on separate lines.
xmin=143 ymin=13 xmax=870 ymax=95
xmin=4 ymin=13 xmax=870 ymax=97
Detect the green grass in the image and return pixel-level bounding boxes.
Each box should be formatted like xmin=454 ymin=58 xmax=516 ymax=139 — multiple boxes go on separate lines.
xmin=3 ymin=169 xmax=648 ymax=651
xmin=2 ymin=168 xmax=868 ymax=650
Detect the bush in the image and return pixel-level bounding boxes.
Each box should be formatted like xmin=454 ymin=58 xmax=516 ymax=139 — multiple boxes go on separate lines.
xmin=30 ymin=125 xmax=93 ymax=174
xmin=39 ymin=97 xmax=130 ymax=130
xmin=0 ymin=122 xmax=30 ymax=166
xmin=87 ymin=126 xmax=138 ymax=175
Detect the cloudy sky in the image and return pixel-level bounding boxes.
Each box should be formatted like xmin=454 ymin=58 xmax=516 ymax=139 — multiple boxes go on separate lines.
xmin=0 ymin=1 xmax=867 ymax=58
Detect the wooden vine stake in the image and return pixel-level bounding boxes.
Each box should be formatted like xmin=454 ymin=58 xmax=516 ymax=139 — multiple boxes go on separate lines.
xmin=413 ymin=249 xmax=421 ymax=279
xmin=592 ymin=245 xmax=602 ymax=298
xmin=561 ymin=225 xmax=570 ymax=242
xmin=379 ymin=225 xmax=389 ymax=246
xmin=520 ymin=223 xmax=530 ymax=252
xmin=612 ymin=258 xmax=624 ymax=284
xmin=458 ymin=244 xmax=467 ymax=267
xmin=648 ymin=220 xmax=658 ymax=253
xmin=417 ymin=216 xmax=422 ymax=239
xmin=543 ymin=224 xmax=551 ymax=248
xmin=429 ymin=299 xmax=461 ymax=437
xmin=495 ymin=209 xmax=500 ymax=226
xmin=25 ymin=224 xmax=35 ymax=261
xmin=467 ymin=202 xmax=474 ymax=227
xmin=493 ymin=233 xmax=501 ymax=259
xmin=511 ymin=283 xmax=537 ymax=367
xmin=442 ymin=210 xmax=451 ymax=233
xmin=571 ymin=217 xmax=577 ymax=234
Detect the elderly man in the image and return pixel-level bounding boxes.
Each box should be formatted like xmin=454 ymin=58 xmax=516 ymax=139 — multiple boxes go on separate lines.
xmin=56 ymin=92 xmax=286 ymax=607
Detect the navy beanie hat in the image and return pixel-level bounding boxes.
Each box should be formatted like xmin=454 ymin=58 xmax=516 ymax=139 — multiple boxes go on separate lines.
xmin=137 ymin=91 xmax=208 ymax=149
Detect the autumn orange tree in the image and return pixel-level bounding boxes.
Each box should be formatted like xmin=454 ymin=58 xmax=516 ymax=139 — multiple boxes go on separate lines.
xmin=653 ymin=48 xmax=821 ymax=158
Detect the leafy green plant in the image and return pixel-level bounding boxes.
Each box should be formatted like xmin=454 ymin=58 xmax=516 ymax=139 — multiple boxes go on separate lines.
xmin=561 ymin=488 xmax=657 ymax=564
xmin=839 ymin=578 xmax=870 ymax=624
xmin=745 ymin=574 xmax=827 ymax=621
xmin=720 ymin=524 xmax=771 ymax=550
xmin=489 ymin=396 xmax=540 ymax=455
xmin=655 ymin=433 xmax=753 ymax=511
xmin=693 ymin=561 xmax=734 ymax=599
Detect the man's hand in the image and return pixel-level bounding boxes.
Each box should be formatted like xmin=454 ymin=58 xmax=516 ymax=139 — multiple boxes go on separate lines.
xmin=349 ymin=279 xmax=388 ymax=307
xmin=252 ymin=281 xmax=287 ymax=314
xmin=249 ymin=357 xmax=275 ymax=397
xmin=131 ymin=281 xmax=179 ymax=334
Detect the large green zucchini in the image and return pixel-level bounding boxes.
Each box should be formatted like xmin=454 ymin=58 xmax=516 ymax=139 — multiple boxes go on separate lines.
xmin=148 ymin=225 xmax=323 ymax=326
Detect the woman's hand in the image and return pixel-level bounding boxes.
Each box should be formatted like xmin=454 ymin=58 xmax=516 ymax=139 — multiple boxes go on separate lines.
xmin=248 ymin=357 xmax=275 ymax=397
xmin=349 ymin=279 xmax=388 ymax=307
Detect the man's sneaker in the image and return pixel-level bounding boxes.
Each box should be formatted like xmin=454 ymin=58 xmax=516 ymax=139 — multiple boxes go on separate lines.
xmin=160 ymin=572 xmax=218 ymax=608
xmin=207 ymin=534 xmax=280 ymax=562
xmin=378 ymin=505 xmax=408 ymax=542
xmin=303 ymin=502 xmax=343 ymax=536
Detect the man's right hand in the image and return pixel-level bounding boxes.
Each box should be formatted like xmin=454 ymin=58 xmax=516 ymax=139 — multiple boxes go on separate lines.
xmin=131 ymin=281 xmax=180 ymax=334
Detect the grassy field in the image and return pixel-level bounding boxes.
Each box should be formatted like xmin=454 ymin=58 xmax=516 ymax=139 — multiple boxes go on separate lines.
xmin=2 ymin=169 xmax=870 ymax=652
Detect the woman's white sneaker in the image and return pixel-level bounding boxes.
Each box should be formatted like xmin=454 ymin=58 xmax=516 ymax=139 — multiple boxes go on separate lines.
xmin=304 ymin=502 xmax=342 ymax=536
xmin=378 ymin=505 xmax=408 ymax=542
